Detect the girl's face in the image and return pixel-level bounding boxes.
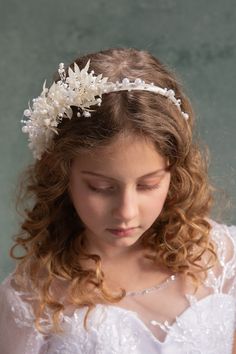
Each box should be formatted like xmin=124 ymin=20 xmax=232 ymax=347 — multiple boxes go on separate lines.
xmin=69 ymin=134 xmax=171 ymax=255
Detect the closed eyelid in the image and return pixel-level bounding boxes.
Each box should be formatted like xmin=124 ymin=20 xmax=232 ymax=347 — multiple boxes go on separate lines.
xmin=87 ymin=183 xmax=161 ymax=194
xmin=83 ymin=176 xmax=164 ymax=186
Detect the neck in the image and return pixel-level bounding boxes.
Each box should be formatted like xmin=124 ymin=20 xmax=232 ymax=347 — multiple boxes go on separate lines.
xmin=81 ymin=234 xmax=146 ymax=264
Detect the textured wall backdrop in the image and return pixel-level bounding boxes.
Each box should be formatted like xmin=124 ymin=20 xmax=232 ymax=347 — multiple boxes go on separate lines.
xmin=0 ymin=0 xmax=235 ymax=281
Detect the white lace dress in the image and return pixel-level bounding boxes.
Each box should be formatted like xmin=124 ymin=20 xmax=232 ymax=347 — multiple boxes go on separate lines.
xmin=0 ymin=219 xmax=236 ymax=354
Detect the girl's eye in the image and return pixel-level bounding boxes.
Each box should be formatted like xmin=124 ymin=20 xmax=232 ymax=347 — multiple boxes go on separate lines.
xmin=88 ymin=184 xmax=160 ymax=193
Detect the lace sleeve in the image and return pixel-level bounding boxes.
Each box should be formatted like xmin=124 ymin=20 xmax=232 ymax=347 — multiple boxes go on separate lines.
xmin=227 ymin=224 xmax=236 ymax=246
xmin=220 ymin=223 xmax=236 ymax=330
xmin=0 ymin=273 xmax=48 ymax=354
xmin=224 ymin=224 xmax=236 ymax=296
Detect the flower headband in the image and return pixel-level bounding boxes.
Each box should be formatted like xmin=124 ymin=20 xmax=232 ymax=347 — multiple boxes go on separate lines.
xmin=21 ymin=60 xmax=189 ymax=160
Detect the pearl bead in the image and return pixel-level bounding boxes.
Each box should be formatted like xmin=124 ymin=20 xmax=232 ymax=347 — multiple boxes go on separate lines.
xmin=183 ymin=113 xmax=189 ymax=120
xmin=150 ymin=320 xmax=159 ymax=326
xmin=24 ymin=109 xmax=31 ymax=117
xmin=83 ymin=111 xmax=91 ymax=117
xmin=167 ymin=89 xmax=175 ymax=97
xmin=134 ymin=78 xmax=142 ymax=86
xmin=122 ymin=78 xmax=130 ymax=85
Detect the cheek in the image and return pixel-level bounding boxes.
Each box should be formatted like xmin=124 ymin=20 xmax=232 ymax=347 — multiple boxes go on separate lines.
xmin=145 ymin=178 xmax=170 ymax=216
xmin=69 ymin=184 xmax=107 ymax=221
xmin=145 ymin=192 xmax=167 ymax=218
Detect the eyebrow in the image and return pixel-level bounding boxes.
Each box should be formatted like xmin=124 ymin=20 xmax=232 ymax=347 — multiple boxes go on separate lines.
xmin=80 ymin=168 xmax=166 ymax=181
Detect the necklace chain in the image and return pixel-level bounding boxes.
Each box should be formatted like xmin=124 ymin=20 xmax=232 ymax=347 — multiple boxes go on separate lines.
xmin=125 ymin=274 xmax=176 ymax=297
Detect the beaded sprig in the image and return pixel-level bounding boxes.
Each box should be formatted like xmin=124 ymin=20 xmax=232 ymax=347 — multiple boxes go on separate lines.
xmin=21 ymin=60 xmax=189 ymax=160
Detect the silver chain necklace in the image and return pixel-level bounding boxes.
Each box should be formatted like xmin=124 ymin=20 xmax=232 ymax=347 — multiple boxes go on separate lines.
xmin=125 ymin=274 xmax=176 ymax=297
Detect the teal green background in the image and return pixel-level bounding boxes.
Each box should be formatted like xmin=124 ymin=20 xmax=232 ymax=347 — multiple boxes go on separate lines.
xmin=0 ymin=0 xmax=235 ymax=281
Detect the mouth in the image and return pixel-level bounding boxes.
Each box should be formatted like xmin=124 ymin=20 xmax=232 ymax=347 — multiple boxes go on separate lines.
xmin=107 ymin=227 xmax=138 ymax=237
xmin=108 ymin=227 xmax=138 ymax=231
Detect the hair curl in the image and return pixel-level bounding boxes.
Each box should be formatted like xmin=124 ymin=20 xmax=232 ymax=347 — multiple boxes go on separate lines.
xmin=11 ymin=47 xmax=218 ymax=334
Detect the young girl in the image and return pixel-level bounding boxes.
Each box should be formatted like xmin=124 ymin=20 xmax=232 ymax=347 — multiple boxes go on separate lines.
xmin=0 ymin=47 xmax=236 ymax=354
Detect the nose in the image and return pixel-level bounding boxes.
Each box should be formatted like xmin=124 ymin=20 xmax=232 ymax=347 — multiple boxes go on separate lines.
xmin=111 ymin=187 xmax=139 ymax=222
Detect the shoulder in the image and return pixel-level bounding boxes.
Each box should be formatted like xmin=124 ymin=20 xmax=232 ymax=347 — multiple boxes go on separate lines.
xmin=205 ymin=218 xmax=236 ymax=294
xmin=208 ymin=218 xmax=236 ymax=263
xmin=0 ymin=272 xmax=35 ymax=328
xmin=0 ymin=273 xmax=49 ymax=354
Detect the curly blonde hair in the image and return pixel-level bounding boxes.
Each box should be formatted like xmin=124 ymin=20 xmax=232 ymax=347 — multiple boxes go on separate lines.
xmin=11 ymin=47 xmax=218 ymax=334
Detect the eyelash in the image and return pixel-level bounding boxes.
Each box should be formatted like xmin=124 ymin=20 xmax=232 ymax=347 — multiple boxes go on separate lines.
xmin=88 ymin=184 xmax=160 ymax=194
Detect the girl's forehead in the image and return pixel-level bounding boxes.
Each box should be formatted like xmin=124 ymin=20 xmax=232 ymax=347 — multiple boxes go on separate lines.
xmin=71 ymin=135 xmax=168 ymax=177
xmin=82 ymin=134 xmax=159 ymax=158
xmin=77 ymin=135 xmax=161 ymax=160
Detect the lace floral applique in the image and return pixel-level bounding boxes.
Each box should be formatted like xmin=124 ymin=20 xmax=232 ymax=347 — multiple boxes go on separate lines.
xmin=48 ymin=305 xmax=142 ymax=354
xmin=150 ymin=293 xmax=234 ymax=353
xmin=204 ymin=222 xmax=236 ymax=293
xmin=147 ymin=222 xmax=236 ymax=352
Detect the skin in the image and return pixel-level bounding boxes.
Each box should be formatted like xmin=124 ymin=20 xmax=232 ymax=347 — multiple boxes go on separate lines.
xmin=234 ymin=335 xmax=236 ymax=354
xmin=68 ymin=133 xmax=172 ymax=290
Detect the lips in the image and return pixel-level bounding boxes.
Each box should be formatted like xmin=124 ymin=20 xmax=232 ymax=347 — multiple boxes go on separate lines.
xmin=108 ymin=227 xmax=136 ymax=231
xmin=107 ymin=227 xmax=138 ymax=237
